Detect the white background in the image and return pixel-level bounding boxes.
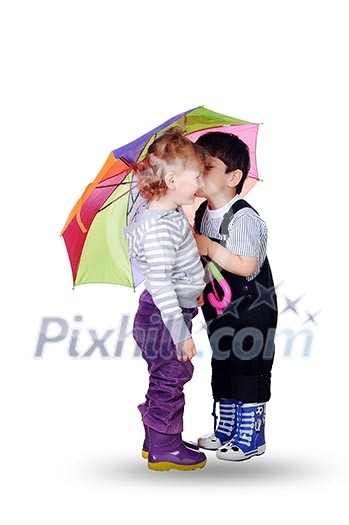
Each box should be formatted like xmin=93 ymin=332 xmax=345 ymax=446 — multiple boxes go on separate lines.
xmin=1 ymin=0 xmax=347 ymax=523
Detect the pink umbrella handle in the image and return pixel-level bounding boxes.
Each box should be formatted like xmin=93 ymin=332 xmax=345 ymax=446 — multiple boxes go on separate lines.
xmin=206 ymin=262 xmax=232 ymax=315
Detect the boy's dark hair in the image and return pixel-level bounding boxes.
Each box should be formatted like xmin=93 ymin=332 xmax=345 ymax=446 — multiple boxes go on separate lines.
xmin=196 ymin=132 xmax=250 ymax=195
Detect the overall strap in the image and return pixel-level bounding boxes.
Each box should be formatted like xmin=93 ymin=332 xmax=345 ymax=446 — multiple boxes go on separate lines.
xmin=194 ymin=198 xmax=259 ymax=246
xmin=219 ymin=199 xmax=259 ymax=245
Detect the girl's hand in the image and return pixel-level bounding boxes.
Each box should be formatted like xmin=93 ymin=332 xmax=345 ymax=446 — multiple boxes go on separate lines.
xmin=197 ymin=293 xmax=205 ymax=307
xmin=194 ymin=233 xmax=211 ymax=257
xmin=176 ymin=337 xmax=196 ymax=361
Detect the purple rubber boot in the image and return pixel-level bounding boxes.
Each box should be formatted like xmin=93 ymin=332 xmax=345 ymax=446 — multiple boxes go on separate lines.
xmin=142 ymin=424 xmax=200 ymax=459
xmin=147 ymin=427 xmax=207 ymax=471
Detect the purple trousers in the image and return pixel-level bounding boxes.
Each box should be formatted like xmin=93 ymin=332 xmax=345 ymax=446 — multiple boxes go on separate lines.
xmin=133 ymin=290 xmax=198 ymax=434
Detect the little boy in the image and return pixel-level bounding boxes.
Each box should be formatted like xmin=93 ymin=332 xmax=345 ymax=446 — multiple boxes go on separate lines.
xmin=194 ymin=132 xmax=278 ymax=461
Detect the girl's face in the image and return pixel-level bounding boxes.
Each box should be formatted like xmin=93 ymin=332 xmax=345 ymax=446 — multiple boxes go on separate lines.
xmin=173 ymin=161 xmax=205 ymax=205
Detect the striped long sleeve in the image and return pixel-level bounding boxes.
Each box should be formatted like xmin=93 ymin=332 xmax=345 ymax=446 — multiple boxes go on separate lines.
xmin=142 ymin=221 xmax=192 ymax=346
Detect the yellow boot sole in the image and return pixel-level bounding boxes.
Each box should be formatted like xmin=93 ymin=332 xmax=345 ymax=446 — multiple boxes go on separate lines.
xmin=142 ymin=450 xmax=149 ymax=460
xmin=148 ymin=459 xmax=207 ymax=471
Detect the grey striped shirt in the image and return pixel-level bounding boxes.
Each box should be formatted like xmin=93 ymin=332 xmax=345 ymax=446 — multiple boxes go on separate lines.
xmin=124 ymin=203 xmax=205 ymax=345
xmin=199 ymin=196 xmax=268 ymax=281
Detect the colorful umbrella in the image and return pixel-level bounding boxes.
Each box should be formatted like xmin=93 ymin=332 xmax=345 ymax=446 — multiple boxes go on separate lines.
xmin=61 ymin=106 xmax=261 ymax=289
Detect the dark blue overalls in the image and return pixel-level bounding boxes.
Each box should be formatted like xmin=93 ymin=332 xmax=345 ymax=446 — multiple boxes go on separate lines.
xmin=195 ymin=199 xmax=278 ymax=403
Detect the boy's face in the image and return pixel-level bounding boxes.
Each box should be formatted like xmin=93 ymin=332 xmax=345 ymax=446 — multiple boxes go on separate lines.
xmin=195 ymin=156 xmax=229 ymax=198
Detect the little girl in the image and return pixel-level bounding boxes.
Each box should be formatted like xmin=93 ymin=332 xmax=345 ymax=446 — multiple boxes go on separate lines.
xmin=123 ymin=128 xmax=207 ymax=471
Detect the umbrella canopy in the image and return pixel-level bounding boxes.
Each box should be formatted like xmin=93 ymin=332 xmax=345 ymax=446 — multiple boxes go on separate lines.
xmin=61 ymin=106 xmax=261 ymax=289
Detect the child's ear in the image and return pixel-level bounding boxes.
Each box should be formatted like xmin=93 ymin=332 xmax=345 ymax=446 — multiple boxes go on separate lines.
xmin=228 ymin=169 xmax=243 ymax=189
xmin=164 ymin=171 xmax=176 ymax=189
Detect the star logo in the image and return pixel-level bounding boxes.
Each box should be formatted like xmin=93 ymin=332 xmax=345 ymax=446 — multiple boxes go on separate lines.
xmin=280 ymin=294 xmax=305 ymax=316
xmin=248 ymin=281 xmax=280 ymax=312
xmin=224 ymin=296 xmax=245 ymax=319
xmin=302 ymin=310 xmax=321 ymax=325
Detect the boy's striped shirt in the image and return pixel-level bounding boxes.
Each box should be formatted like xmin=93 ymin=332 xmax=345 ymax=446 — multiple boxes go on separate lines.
xmin=200 ymin=196 xmax=268 ymax=281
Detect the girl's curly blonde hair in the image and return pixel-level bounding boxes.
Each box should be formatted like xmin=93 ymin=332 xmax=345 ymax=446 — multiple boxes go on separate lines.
xmin=133 ymin=127 xmax=207 ymax=200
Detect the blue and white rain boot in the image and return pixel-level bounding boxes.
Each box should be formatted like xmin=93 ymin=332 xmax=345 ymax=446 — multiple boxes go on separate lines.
xmin=198 ymin=398 xmax=237 ymax=450
xmin=216 ymin=402 xmax=266 ymax=461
